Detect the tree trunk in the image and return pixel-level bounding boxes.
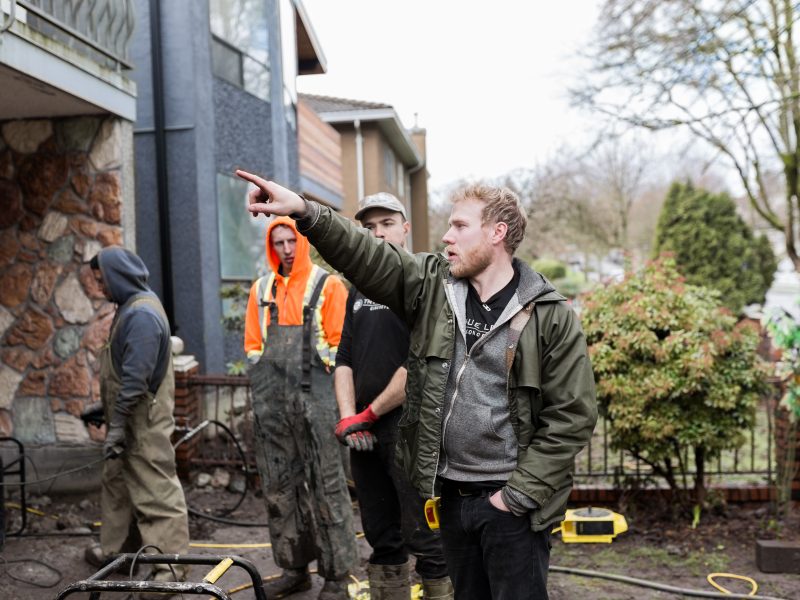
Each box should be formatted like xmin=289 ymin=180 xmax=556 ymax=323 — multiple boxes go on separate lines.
xmin=774 ymin=404 xmax=800 ymax=516
xmin=694 ymin=446 xmax=706 ymax=507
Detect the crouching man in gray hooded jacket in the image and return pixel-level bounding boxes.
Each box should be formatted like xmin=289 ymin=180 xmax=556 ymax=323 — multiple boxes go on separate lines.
xmin=84 ymin=246 xmax=189 ymax=598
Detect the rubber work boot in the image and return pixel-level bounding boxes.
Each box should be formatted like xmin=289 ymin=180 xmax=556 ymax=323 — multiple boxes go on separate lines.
xmin=84 ymin=543 xmax=140 ymax=575
xmin=83 ymin=543 xmax=107 ymax=569
xmin=422 ymin=576 xmax=454 ymax=599
xmin=263 ymin=567 xmax=312 ymax=597
xmin=139 ymin=568 xmax=185 ymax=600
xmin=317 ymin=577 xmax=351 ymax=599
xmin=367 ymin=561 xmax=411 ymax=599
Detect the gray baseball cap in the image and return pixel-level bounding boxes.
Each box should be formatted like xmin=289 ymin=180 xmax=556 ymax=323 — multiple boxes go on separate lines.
xmin=354 ymin=192 xmax=407 ymax=222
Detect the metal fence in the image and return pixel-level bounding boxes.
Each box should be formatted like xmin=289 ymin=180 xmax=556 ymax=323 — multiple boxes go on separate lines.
xmin=185 ymin=375 xmax=257 ymax=472
xmin=572 ymin=397 xmax=775 ymax=488
xmin=187 ymin=375 xmax=778 ymax=490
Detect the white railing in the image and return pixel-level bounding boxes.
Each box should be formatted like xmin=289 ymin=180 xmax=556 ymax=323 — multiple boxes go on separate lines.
xmin=6 ymin=0 xmax=135 ymax=69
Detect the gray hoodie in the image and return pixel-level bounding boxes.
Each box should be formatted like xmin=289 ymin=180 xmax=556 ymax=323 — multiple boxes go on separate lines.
xmin=438 ymin=259 xmax=558 ymax=485
xmin=97 ymin=247 xmax=171 ymax=418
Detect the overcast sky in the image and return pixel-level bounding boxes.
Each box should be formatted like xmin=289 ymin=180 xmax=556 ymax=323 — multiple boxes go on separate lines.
xmin=297 ymin=0 xmax=601 ymax=191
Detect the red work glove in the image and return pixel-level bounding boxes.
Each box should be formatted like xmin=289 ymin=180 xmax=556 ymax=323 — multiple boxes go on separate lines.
xmin=335 ymin=404 xmax=379 ymax=445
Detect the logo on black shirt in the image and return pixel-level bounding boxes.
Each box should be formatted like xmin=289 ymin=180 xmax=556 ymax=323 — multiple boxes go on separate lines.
xmin=466 ymin=318 xmax=494 ymax=340
xmin=354 ymin=298 xmax=388 ymax=313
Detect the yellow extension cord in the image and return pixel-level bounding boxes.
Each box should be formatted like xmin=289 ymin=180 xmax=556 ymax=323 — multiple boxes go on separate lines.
xmin=223 ymin=569 xmax=423 ymax=599
xmin=6 ymin=502 xmax=59 ymax=520
xmin=707 ymin=572 xmax=759 ymax=596
xmin=5 ymin=503 xmax=766 ymax=598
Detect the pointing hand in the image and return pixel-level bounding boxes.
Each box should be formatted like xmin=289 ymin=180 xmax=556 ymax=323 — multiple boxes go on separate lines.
xmin=234 ymin=170 xmax=307 ymax=218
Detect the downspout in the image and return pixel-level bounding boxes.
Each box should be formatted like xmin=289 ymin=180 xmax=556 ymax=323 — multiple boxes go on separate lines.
xmin=406 ymin=158 xmax=425 ymax=252
xmin=354 ymin=119 xmax=364 ymax=201
xmin=149 ymin=0 xmax=175 ymax=332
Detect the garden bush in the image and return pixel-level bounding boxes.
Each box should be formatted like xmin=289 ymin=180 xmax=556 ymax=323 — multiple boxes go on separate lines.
xmin=581 ymin=258 xmax=768 ymax=506
xmin=532 ymin=258 xmax=567 ymax=281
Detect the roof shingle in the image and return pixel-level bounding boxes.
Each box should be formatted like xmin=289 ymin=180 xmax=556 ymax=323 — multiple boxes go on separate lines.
xmin=299 ymin=93 xmax=392 ymax=114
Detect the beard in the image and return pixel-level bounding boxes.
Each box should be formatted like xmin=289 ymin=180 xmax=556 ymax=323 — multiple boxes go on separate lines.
xmin=449 ymin=241 xmax=493 ymax=279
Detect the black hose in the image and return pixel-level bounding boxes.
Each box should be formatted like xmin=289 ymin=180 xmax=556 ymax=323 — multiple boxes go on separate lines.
xmin=129 ymin=544 xmax=185 ymax=600
xmin=18 ymin=531 xmax=95 ymax=538
xmin=0 ymin=456 xmax=106 ymax=487
xmin=0 ymin=556 xmax=62 ymax=588
xmin=187 ymin=508 xmax=266 ymax=527
xmin=549 ymin=565 xmax=789 ymax=600
xmin=174 ymin=419 xmax=267 ymax=526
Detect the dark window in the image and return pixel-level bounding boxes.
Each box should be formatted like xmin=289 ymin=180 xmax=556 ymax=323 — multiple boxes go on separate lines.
xmin=209 ymin=0 xmax=270 ymax=100
xmin=384 ymin=144 xmax=396 ymax=189
xmin=216 ymin=173 xmax=270 ymax=280
xmin=211 ymin=38 xmax=242 ymax=88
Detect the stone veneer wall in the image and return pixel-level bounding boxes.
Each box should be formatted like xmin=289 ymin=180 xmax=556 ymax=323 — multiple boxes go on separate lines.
xmin=0 ymin=116 xmax=131 ymax=445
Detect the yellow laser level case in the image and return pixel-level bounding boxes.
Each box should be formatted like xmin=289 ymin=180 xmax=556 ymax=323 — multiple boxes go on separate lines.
xmin=557 ymin=507 xmax=627 ymax=543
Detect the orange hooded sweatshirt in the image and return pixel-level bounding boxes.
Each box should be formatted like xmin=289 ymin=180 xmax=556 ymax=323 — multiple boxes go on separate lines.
xmin=244 ymin=217 xmax=347 ymax=363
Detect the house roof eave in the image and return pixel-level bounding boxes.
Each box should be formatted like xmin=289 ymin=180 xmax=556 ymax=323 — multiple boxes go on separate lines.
xmin=316 ymin=108 xmax=423 ymax=168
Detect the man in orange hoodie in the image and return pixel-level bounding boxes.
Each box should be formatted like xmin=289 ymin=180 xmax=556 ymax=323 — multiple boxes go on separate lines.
xmin=244 ymin=217 xmax=356 ymax=599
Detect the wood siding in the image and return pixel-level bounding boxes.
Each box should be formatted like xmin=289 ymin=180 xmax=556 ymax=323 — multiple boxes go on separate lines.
xmin=298 ymin=99 xmax=343 ymax=199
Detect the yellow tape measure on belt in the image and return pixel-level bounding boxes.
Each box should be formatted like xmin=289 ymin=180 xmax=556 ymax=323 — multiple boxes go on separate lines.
xmin=424 ymin=497 xmax=440 ymax=530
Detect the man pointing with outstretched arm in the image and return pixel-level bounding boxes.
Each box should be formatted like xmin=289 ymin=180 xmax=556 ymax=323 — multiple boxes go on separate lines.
xmin=236 ymin=169 xmax=598 ymax=600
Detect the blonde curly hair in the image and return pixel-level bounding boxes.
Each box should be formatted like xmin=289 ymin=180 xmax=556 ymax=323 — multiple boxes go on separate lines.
xmin=450 ymin=183 xmax=527 ymax=254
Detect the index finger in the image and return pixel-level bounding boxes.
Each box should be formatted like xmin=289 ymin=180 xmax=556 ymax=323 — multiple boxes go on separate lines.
xmin=235 ymin=169 xmax=270 ymax=189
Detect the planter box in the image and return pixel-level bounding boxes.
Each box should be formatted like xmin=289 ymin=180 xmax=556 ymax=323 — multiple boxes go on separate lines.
xmin=756 ymin=539 xmax=800 ymax=573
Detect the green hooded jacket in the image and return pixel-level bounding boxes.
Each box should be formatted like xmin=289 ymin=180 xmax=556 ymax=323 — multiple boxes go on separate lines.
xmin=297 ymin=202 xmax=597 ymax=530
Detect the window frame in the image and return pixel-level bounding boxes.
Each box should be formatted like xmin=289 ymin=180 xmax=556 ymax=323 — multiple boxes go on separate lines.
xmin=216 ymin=172 xmax=271 ymax=281
xmin=209 ymin=0 xmax=271 ymax=101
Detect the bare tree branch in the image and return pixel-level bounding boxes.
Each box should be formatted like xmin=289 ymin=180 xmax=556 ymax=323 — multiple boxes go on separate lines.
xmin=575 ymin=0 xmax=800 ymax=267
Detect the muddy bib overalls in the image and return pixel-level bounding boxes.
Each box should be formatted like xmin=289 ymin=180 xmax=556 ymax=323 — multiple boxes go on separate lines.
xmin=248 ymin=268 xmax=356 ymax=580
xmin=99 ymin=294 xmax=189 ymax=574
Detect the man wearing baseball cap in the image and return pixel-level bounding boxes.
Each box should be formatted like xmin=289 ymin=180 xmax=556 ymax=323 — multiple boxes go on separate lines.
xmin=334 ymin=193 xmax=453 ymax=599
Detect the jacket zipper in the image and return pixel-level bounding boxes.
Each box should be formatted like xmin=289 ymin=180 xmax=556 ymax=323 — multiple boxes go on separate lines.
xmin=434 ymin=289 xmax=526 ymax=494
xmin=431 ymin=280 xmax=459 ymax=495
xmin=438 ymin=349 xmax=472 ymax=473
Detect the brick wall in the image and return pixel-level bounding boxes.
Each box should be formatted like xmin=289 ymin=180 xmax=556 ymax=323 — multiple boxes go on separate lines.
xmin=172 ymin=363 xmax=201 ymax=479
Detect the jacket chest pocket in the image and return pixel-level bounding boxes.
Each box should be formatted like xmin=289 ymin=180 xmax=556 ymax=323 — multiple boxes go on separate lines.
xmin=404 ymin=304 xmax=453 ymax=422
xmin=401 ymin=354 xmax=425 ymax=426
xmin=510 ymin=327 xmax=543 ymax=446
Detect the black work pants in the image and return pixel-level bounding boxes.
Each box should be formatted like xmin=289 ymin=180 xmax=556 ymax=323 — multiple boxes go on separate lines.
xmin=439 ymin=486 xmax=550 ymax=599
xmin=349 ymin=410 xmax=448 ymax=579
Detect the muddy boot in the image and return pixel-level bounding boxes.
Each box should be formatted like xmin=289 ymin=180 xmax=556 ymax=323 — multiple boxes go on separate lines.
xmin=264 ymin=567 xmax=312 ymax=597
xmin=83 ymin=543 xmax=107 ymax=569
xmin=317 ymin=576 xmax=351 ymax=599
xmin=84 ymin=543 xmax=139 ymax=575
xmin=422 ymin=575 xmax=454 ymax=599
xmin=367 ymin=561 xmax=410 ymax=599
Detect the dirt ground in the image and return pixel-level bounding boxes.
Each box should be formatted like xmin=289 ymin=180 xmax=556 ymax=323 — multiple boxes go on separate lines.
xmin=2 ymin=483 xmax=799 ymax=600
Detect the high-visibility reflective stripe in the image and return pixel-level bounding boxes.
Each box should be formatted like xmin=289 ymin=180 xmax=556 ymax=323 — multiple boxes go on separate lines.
xmin=252 ymin=267 xmax=336 ymax=365
xmin=253 ymin=273 xmax=276 ymax=355
xmin=306 ymin=266 xmax=334 ymax=367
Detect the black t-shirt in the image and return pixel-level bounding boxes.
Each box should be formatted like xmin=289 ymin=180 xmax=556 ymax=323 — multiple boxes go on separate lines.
xmin=464 ymin=266 xmax=520 ymax=352
xmin=336 ymin=288 xmax=410 ymax=410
